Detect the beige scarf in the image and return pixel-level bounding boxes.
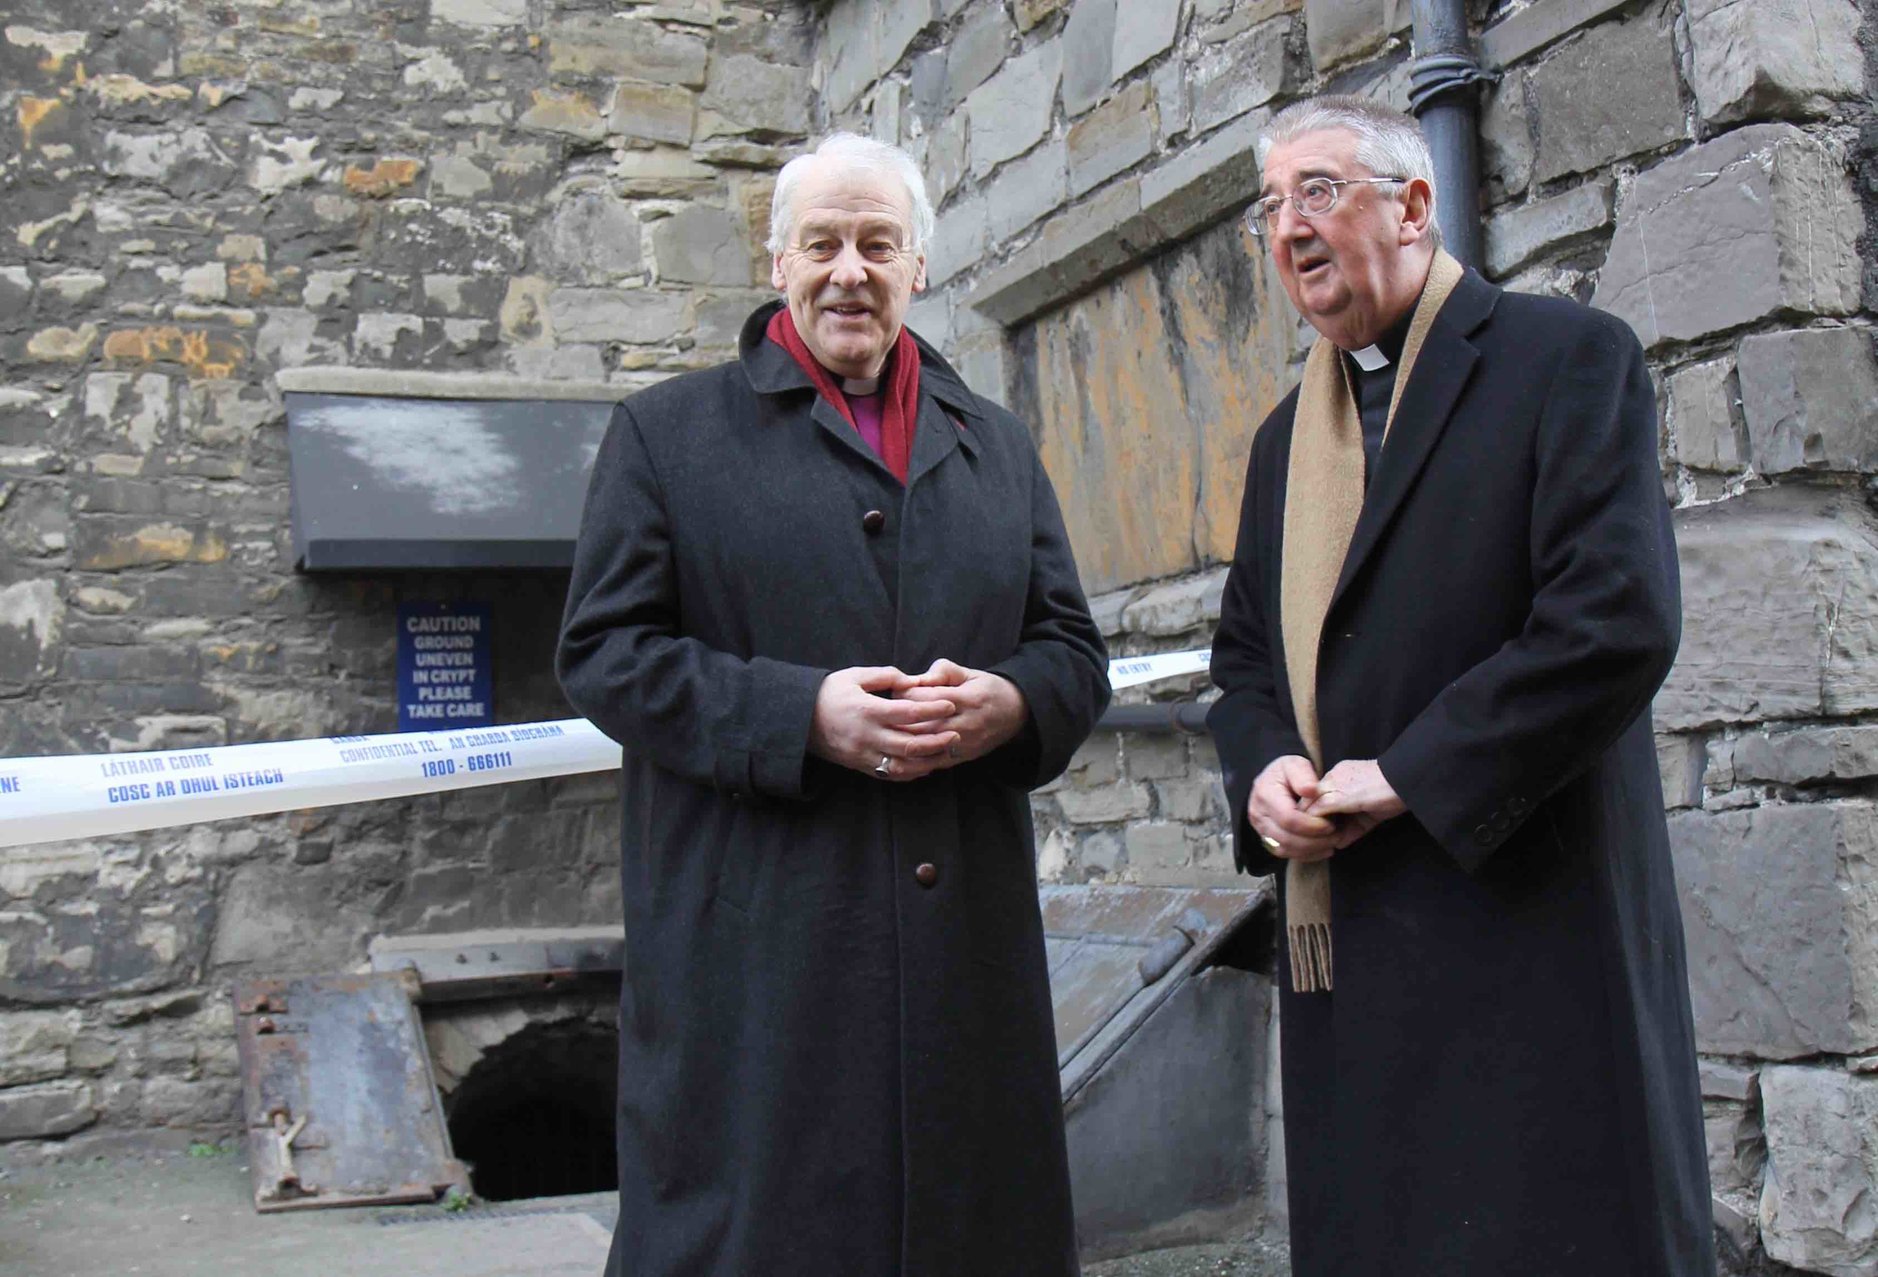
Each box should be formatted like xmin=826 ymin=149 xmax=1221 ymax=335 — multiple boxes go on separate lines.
xmin=1278 ymin=249 xmax=1464 ymax=994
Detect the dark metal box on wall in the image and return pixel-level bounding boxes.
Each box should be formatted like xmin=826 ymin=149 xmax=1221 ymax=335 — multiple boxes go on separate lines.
xmin=234 ymin=971 xmax=470 ymax=1213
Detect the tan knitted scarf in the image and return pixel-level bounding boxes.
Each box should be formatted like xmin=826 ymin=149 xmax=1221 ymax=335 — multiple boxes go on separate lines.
xmin=1278 ymin=249 xmax=1464 ymax=994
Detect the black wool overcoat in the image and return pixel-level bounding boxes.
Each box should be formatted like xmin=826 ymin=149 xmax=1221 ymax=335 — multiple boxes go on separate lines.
xmin=1207 ymin=270 xmax=1715 ymax=1277
xmin=557 ymin=301 xmax=1109 ymax=1277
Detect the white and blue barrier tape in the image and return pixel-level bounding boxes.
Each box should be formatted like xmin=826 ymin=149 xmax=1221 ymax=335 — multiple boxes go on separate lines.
xmin=0 ymin=650 xmax=1212 ymax=851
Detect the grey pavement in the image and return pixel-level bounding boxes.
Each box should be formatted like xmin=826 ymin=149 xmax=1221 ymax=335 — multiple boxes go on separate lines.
xmin=0 ymin=1136 xmax=1290 ymax=1276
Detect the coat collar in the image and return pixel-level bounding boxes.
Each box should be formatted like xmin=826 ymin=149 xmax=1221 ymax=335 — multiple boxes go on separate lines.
xmin=1327 ymin=267 xmax=1500 ymax=614
xmin=738 ymin=300 xmax=984 ymax=484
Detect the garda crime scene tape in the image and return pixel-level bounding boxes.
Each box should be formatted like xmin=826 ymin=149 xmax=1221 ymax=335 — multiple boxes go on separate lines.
xmin=0 ymin=649 xmax=1211 ymax=851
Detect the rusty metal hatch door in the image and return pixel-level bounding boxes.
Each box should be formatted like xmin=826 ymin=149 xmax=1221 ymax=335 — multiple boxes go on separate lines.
xmin=234 ymin=971 xmax=469 ymax=1213
xmin=1042 ymin=883 xmax=1270 ymax=1102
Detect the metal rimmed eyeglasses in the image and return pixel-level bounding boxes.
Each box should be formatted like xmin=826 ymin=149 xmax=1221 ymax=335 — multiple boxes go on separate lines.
xmin=1242 ymin=176 xmax=1408 ymax=238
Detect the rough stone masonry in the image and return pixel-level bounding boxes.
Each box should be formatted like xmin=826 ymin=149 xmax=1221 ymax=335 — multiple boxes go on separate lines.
xmin=2 ymin=1 xmax=1877 ymax=1274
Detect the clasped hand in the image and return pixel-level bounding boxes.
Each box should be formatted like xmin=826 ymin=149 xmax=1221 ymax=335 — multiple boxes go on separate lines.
xmin=809 ymin=659 xmax=1028 ymax=782
xmin=1247 ymin=756 xmax=1406 ymax=862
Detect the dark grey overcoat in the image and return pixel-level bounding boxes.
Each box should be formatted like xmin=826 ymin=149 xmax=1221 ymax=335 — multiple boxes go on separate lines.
xmin=1208 ymin=271 xmax=1714 ymax=1276
xmin=557 ymin=301 xmax=1109 ymax=1277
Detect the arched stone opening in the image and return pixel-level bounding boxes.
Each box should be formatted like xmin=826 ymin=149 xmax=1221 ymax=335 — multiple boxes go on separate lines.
xmin=426 ymin=997 xmax=619 ymax=1203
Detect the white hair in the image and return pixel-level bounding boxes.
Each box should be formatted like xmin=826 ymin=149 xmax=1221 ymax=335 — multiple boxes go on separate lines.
xmin=767 ymin=132 xmax=936 ymax=257
xmin=1258 ymin=95 xmax=1441 ymax=248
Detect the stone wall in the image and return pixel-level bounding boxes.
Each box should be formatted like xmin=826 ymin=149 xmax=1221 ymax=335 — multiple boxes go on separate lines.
xmin=0 ymin=0 xmax=813 ymax=1146
xmin=808 ymin=0 xmax=1876 ymax=1270
xmin=1 ymin=0 xmax=1875 ymax=1269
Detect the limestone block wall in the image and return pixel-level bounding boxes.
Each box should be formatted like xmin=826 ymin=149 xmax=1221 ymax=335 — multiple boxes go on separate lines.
xmin=810 ymin=0 xmax=1878 ymax=1270
xmin=0 ymin=0 xmax=813 ymax=1146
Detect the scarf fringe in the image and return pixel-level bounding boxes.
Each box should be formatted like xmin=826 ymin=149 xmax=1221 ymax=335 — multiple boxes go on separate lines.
xmin=1288 ymin=921 xmax=1334 ymax=993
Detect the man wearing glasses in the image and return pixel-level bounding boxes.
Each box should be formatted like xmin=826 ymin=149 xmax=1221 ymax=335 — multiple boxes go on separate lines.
xmin=1208 ymin=96 xmax=1713 ymax=1275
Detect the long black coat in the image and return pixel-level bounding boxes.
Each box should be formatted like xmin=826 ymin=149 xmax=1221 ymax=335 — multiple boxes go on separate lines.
xmin=557 ymin=302 xmax=1109 ymax=1277
xmin=1208 ymin=271 xmax=1714 ymax=1276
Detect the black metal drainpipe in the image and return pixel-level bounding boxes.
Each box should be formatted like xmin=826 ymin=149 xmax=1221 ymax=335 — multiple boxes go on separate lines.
xmin=1408 ymin=0 xmax=1495 ymax=272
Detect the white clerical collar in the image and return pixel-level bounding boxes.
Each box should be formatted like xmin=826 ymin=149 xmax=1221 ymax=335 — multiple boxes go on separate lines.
xmin=840 ymin=375 xmax=881 ymax=396
xmin=1347 ymin=343 xmax=1390 ymax=372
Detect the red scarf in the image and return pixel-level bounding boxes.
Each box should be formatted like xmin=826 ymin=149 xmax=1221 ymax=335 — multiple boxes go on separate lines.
xmin=767 ymin=307 xmax=920 ymax=483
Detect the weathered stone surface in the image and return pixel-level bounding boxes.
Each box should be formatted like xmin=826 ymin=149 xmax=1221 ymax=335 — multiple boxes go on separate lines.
xmin=1112 ymin=0 xmax=1180 ymax=78
xmin=1595 ymin=126 xmax=1861 ymax=349
xmin=0 ymin=1079 xmax=96 ymax=1140
xmin=1015 ymin=0 xmax=1071 ymax=31
xmin=1150 ymin=54 xmax=1190 ymax=141
xmin=1124 ymin=822 xmax=1191 ymax=872
xmin=942 ymin=4 xmax=1009 ymax=110
xmin=1189 ymin=16 xmax=1290 ymax=134
xmin=547 ymin=16 xmax=709 ymax=86
xmin=1120 ymin=568 xmax=1229 ymax=637
xmin=1735 ymin=727 xmax=1878 ymax=785
xmin=1061 ymin=0 xmax=1117 ymax=117
xmin=926 ymin=192 xmax=989 ymax=289
xmin=1662 ymin=488 xmax=1878 ymax=728
xmin=985 ymin=139 xmax=1068 ymax=242
xmin=1736 ymin=327 xmax=1878 ymax=475
xmin=0 ymin=1008 xmax=80 ymax=1086
xmin=1759 ymin=1066 xmax=1878 ymax=1275
xmin=1483 ymin=179 xmax=1611 ymax=279
xmin=432 ymin=0 xmax=527 ymax=25
xmin=967 ymin=41 xmax=1062 ymax=175
xmin=1687 ymin=0 xmax=1862 ymax=126
xmin=1068 ymin=80 xmax=1156 ymax=197
xmin=1478 ymin=0 xmax=1630 ymax=68
xmin=1666 ymin=356 xmax=1744 ymax=472
xmin=1478 ymin=73 xmax=1533 ymax=201
xmin=520 ymin=89 xmax=607 ymax=142
xmin=608 ymin=82 xmax=695 ymax=146
xmin=1671 ymin=802 xmax=1878 ymax=1058
xmin=1702 ymin=1060 xmax=1761 ymax=1102
xmin=1138 ymin=109 xmax=1264 ymax=243
xmin=1306 ymin=0 xmax=1389 ymax=72
xmin=651 ymin=206 xmax=751 ymax=287
xmin=1530 ymin=6 xmax=1683 ymax=184
xmin=547 ymin=287 xmax=688 ymax=343
xmin=1059 ymin=780 xmax=1152 ymax=825
xmin=700 ymin=53 xmax=810 ymax=137
xmin=1655 ymin=733 xmax=1705 ymax=809
xmin=534 ymin=187 xmax=643 ymax=283
xmin=820 ymin=0 xmax=933 ymax=113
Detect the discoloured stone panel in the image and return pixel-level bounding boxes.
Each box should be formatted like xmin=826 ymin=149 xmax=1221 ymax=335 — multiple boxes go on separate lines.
xmin=1017 ymin=218 xmax=1295 ymax=593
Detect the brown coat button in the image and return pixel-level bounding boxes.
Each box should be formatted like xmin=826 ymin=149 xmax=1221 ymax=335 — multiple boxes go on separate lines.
xmin=862 ymin=509 xmax=886 ymax=535
xmin=915 ymin=862 xmax=938 ymax=887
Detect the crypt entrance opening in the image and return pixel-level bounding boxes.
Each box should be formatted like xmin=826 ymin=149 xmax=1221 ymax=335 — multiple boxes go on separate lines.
xmin=442 ymin=1016 xmax=619 ymax=1202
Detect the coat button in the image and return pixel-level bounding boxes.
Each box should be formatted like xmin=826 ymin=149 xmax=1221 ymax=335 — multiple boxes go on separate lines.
xmin=862 ymin=509 xmax=886 ymax=535
xmin=1508 ymin=795 xmax=1530 ymax=817
xmin=914 ymin=862 xmax=938 ymax=887
xmin=1473 ymin=824 xmax=1494 ymax=847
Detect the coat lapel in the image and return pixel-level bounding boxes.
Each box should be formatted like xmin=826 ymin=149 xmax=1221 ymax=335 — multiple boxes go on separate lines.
xmin=1328 ymin=271 xmax=1499 ymax=614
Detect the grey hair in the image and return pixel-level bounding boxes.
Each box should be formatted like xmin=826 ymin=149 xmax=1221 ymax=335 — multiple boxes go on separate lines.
xmin=1257 ymin=95 xmax=1442 ymax=248
xmin=767 ymin=132 xmax=936 ymax=257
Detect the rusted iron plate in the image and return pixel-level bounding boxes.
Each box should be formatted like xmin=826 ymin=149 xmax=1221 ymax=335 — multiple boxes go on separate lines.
xmin=234 ymin=971 xmax=469 ymax=1213
xmin=368 ymin=926 xmax=625 ymax=1003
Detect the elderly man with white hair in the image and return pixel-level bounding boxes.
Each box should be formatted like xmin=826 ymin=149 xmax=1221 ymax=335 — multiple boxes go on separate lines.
xmin=558 ymin=133 xmax=1108 ymax=1277
xmin=1209 ymin=95 xmax=1714 ymax=1275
